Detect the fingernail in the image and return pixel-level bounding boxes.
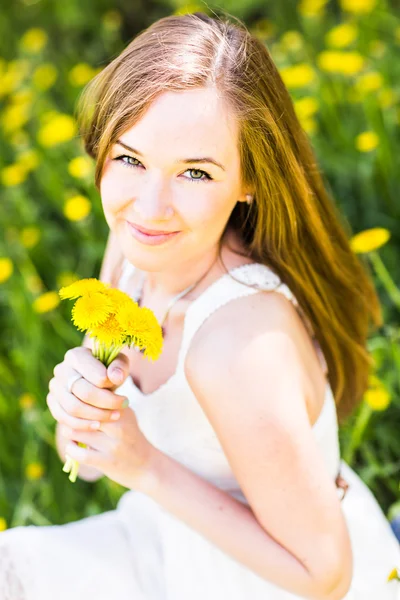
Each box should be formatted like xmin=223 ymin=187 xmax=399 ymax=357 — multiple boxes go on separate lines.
xmin=110 ymin=411 xmax=120 ymax=421
xmin=122 ymin=398 xmax=129 ymax=408
xmin=111 ymin=368 xmax=123 ymax=381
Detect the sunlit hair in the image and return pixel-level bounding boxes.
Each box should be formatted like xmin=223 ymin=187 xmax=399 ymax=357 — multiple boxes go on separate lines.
xmin=77 ymin=11 xmax=382 ymax=423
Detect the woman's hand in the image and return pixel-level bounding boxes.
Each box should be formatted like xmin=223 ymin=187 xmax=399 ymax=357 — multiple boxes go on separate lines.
xmin=46 ymin=346 xmax=158 ymax=490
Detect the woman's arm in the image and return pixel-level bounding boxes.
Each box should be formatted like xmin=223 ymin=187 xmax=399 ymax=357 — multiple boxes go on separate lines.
xmin=136 ymin=291 xmax=353 ymax=600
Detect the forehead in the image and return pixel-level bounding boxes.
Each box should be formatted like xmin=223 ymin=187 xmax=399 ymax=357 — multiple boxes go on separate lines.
xmin=118 ymin=87 xmax=239 ymax=159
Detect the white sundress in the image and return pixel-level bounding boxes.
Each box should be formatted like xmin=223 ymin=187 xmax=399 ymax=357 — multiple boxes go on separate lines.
xmin=1 ymin=259 xmax=400 ymax=600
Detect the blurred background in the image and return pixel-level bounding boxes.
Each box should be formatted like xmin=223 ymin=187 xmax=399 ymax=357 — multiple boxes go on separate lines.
xmin=1 ymin=0 xmax=400 ymax=538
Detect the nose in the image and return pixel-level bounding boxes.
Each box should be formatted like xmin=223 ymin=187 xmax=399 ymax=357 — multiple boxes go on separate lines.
xmin=133 ymin=175 xmax=174 ymax=221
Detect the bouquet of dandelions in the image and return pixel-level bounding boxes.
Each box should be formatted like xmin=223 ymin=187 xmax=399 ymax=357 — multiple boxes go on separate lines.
xmin=58 ymin=277 xmax=163 ymax=482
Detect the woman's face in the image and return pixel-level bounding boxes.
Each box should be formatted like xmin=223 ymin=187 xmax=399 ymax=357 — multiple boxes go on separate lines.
xmin=100 ymin=86 xmax=250 ymax=271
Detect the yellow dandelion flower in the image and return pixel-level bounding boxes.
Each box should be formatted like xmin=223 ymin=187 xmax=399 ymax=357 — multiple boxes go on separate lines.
xmin=19 ymin=393 xmax=36 ymax=410
xmin=25 ymin=462 xmax=45 ymax=480
xmin=1 ymin=163 xmax=27 ymax=187
xmin=340 ymin=0 xmax=377 ymax=13
xmin=59 ymin=278 xmax=110 ymax=300
xmin=102 ymin=287 xmax=135 ymax=312
xmin=68 ymin=156 xmax=93 ymax=179
xmin=116 ymin=304 xmax=163 ymax=360
xmin=16 ymin=148 xmax=40 ymax=172
xmin=355 ymin=71 xmax=384 ymax=95
xmin=387 ymin=567 xmax=400 ymax=582
xmin=71 ymin=292 xmax=115 ymax=331
xmin=294 ymin=97 xmax=319 ymax=120
xmin=1 ymin=102 xmax=30 ymax=133
xmin=68 ymin=63 xmax=96 ymax=87
xmin=20 ymin=226 xmax=41 ymax=249
xmin=173 ymin=3 xmax=206 ymax=16
xmin=350 ymin=228 xmax=390 ymax=253
xmin=317 ymin=51 xmax=365 ymax=75
xmin=33 ymin=291 xmax=60 ymax=313
xmin=37 ymin=113 xmax=77 ymax=147
xmin=0 ymin=518 xmax=7 ymax=532
xmin=0 ymin=60 xmax=30 ymax=99
xmin=300 ymin=117 xmax=318 ymax=134
xmin=298 ymin=0 xmax=328 ymax=17
xmin=57 ymin=271 xmax=79 ymax=288
xmin=325 ymin=23 xmax=358 ymax=48
xmin=32 ymin=63 xmax=58 ymax=91
xmin=89 ymin=313 xmax=127 ymax=347
xmin=364 ymin=386 xmax=391 ymax=411
xmin=280 ymin=63 xmax=316 ymax=89
xmin=355 ymin=131 xmax=379 ymax=152
xmin=63 ymin=195 xmax=91 ymax=221
xmin=20 ymin=28 xmax=48 ymax=53
xmin=0 ymin=258 xmax=13 ymax=283
xmin=102 ymin=9 xmax=122 ymax=31
xmin=280 ymin=31 xmax=304 ymax=52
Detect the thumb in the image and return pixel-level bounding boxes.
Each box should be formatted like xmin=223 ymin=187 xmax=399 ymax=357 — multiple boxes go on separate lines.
xmin=107 ymin=353 xmax=130 ymax=387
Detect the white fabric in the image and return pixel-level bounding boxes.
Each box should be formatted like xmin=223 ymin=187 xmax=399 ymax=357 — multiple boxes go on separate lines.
xmin=1 ymin=258 xmax=399 ymax=599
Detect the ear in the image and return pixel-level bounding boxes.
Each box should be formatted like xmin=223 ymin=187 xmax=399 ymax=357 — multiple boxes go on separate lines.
xmin=237 ymin=189 xmax=255 ymax=204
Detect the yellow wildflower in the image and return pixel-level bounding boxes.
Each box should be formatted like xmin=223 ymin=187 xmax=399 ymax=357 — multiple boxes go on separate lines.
xmin=355 ymin=71 xmax=384 ymax=95
xmin=68 ymin=63 xmax=96 ymax=87
xmin=57 ymin=271 xmax=79 ymax=288
xmin=63 ymin=195 xmax=91 ymax=221
xmin=173 ymin=3 xmax=207 ymax=15
xmin=387 ymin=567 xmax=400 ymax=582
xmin=1 ymin=103 xmax=30 ymax=133
xmin=364 ymin=387 xmax=391 ymax=411
xmin=116 ymin=303 xmax=163 ymax=361
xmin=340 ymin=0 xmax=376 ymax=13
xmin=102 ymin=10 xmax=123 ymax=31
xmin=16 ymin=148 xmax=40 ymax=172
xmin=0 ymin=258 xmax=13 ymax=283
xmin=280 ymin=63 xmax=316 ymax=89
xmin=355 ymin=131 xmax=379 ymax=152
xmin=32 ymin=63 xmax=58 ymax=91
xmin=25 ymin=462 xmax=45 ymax=480
xmin=1 ymin=163 xmax=27 ymax=187
xmin=294 ymin=97 xmax=319 ymax=120
xmin=0 ymin=518 xmax=7 ymax=532
xmin=350 ymin=228 xmax=390 ymax=253
xmin=20 ymin=28 xmax=48 ymax=53
xmin=300 ymin=118 xmax=318 ymax=134
xmin=71 ymin=292 xmax=115 ymax=331
xmin=68 ymin=156 xmax=93 ymax=179
xmin=0 ymin=60 xmax=30 ymax=98
xmin=298 ymin=0 xmax=328 ymax=17
xmin=33 ymin=291 xmax=60 ymax=313
xmin=20 ymin=226 xmax=41 ymax=249
xmin=89 ymin=313 xmax=127 ymax=347
xmin=37 ymin=113 xmax=77 ymax=147
xmin=19 ymin=393 xmax=36 ymax=410
xmin=317 ymin=51 xmax=365 ymax=75
xmin=325 ymin=23 xmax=358 ymax=48
xmin=59 ymin=278 xmax=110 ymax=300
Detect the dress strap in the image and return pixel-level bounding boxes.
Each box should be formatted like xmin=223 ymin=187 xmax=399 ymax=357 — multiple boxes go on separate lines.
xmin=117 ymin=258 xmax=136 ymax=292
xmin=178 ymin=262 xmax=328 ymax=376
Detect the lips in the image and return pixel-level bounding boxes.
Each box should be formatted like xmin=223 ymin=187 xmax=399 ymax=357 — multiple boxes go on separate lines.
xmin=127 ymin=221 xmax=178 ymax=236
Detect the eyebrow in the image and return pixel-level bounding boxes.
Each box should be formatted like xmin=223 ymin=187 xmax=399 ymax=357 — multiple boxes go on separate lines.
xmin=115 ymin=139 xmax=226 ymax=172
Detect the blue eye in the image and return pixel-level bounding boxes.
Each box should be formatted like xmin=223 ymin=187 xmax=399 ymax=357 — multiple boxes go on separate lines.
xmin=112 ymin=155 xmax=213 ymax=183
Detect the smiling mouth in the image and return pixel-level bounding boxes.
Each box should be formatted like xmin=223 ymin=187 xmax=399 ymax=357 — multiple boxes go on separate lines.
xmin=126 ymin=221 xmax=179 ymax=235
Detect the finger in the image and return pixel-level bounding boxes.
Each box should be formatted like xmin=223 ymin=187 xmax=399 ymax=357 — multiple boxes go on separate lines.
xmin=58 ymin=424 xmax=107 ymax=452
xmin=51 ymin=366 xmax=128 ymax=412
xmin=48 ymin=376 xmax=128 ymax=424
xmin=63 ymin=347 xmax=114 ymax=389
xmin=107 ymin=352 xmax=131 ymax=388
xmin=47 ymin=391 xmax=105 ymax=431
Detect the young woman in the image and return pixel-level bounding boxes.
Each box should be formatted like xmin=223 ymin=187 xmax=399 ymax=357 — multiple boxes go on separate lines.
xmin=1 ymin=11 xmax=400 ymax=600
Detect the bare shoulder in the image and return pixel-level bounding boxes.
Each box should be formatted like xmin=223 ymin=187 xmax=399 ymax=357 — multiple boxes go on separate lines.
xmin=185 ymin=289 xmax=311 ymax=402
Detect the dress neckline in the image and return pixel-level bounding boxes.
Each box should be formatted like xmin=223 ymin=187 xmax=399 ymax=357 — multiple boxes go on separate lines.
xmin=126 ymin=262 xmax=259 ymax=399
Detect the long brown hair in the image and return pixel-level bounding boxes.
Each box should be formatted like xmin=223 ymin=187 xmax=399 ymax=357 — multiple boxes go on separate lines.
xmin=76 ymin=11 xmax=382 ymax=423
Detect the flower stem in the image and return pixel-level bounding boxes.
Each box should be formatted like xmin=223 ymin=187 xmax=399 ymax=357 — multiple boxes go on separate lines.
xmin=369 ymin=251 xmax=400 ymax=309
